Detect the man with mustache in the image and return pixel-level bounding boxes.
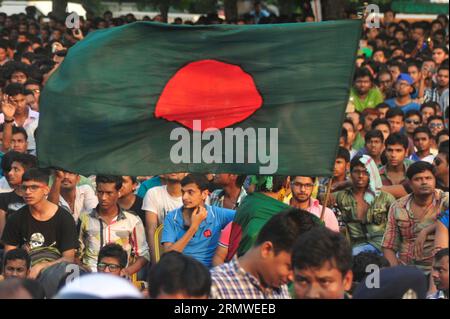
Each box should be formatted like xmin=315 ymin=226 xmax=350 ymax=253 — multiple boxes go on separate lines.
xmin=382 ymin=161 xmax=449 ymax=275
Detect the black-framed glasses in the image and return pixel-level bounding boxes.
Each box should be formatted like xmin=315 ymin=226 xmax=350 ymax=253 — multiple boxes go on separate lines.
xmin=97 ymin=262 xmax=121 ymax=272
xmin=18 ymin=184 xmax=43 ymax=193
xmin=290 ymin=182 xmax=314 ymax=189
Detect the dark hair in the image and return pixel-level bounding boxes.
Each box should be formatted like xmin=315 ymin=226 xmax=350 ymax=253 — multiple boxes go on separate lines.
xmin=4 ymin=83 xmax=26 ymax=96
xmin=385 ymin=132 xmax=409 ymax=150
xmin=292 ymin=227 xmax=352 ymax=276
xmin=95 ymin=175 xmax=122 ymax=190
xmin=435 ymin=248 xmax=449 ymax=262
xmin=438 ymin=140 xmax=449 ymax=162
xmin=340 ymin=127 xmax=348 ymax=143
xmin=122 ymin=176 xmax=138 ymax=184
xmin=12 ymin=126 xmax=28 ymax=140
xmin=371 ymin=118 xmax=391 ymax=131
xmin=352 ymin=252 xmax=389 ymax=283
xmin=428 ymin=115 xmax=444 ymax=125
xmin=254 ymin=207 xmax=322 ymax=254
xmin=236 ymin=175 xmax=247 ymax=188
xmin=343 ymin=119 xmax=355 ymax=132
xmin=3 ymin=248 xmax=31 ymax=270
xmin=421 ymin=101 xmax=440 ymax=114
xmin=254 ymin=175 xmax=288 ymax=193
xmin=336 ymin=146 xmax=350 ymax=163
xmin=386 ymin=107 xmax=404 ymax=120
xmin=436 ymin=129 xmax=449 ymax=142
xmin=350 ymin=155 xmax=366 ymax=171
xmin=365 ymin=129 xmax=384 ymax=143
xmin=406 ymin=161 xmax=435 ymax=180
xmin=22 ymin=168 xmax=50 ymax=185
xmin=354 ymin=67 xmax=374 ymax=83
xmin=98 ymin=243 xmax=128 ymax=269
xmin=180 ymin=173 xmax=210 ymax=191
xmin=405 ymin=110 xmax=423 ymax=123
xmin=11 ymin=153 xmax=37 ymax=171
xmin=413 ymin=126 xmax=432 ymax=139
xmin=148 ymin=251 xmax=211 ymax=299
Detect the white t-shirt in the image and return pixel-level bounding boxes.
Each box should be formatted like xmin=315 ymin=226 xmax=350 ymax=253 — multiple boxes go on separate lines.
xmin=59 ymin=185 xmax=99 ymax=222
xmin=0 ymin=177 xmax=12 ymax=193
xmin=142 ymin=185 xmax=183 ymax=224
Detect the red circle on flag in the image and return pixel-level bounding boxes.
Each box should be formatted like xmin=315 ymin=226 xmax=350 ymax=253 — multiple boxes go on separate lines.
xmin=154 ymin=59 xmax=263 ymax=131
xmin=203 ymin=229 xmax=212 ymax=238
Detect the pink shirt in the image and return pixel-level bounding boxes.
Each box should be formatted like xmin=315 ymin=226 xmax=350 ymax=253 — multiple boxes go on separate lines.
xmin=218 ymin=222 xmax=233 ymax=247
xmin=306 ymin=198 xmax=340 ymax=232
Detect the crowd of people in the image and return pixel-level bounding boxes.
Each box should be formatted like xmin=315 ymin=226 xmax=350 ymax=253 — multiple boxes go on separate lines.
xmin=0 ymin=3 xmax=448 ymax=300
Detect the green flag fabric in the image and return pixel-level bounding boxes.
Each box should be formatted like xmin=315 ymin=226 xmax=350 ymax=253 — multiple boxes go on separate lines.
xmin=37 ymin=20 xmax=361 ymax=176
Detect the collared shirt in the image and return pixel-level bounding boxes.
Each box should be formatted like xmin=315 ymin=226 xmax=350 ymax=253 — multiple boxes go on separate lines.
xmin=379 ymin=159 xmax=414 ymax=186
xmin=0 ymin=108 xmax=39 ymax=153
xmin=210 ymin=257 xmax=291 ymax=299
xmin=382 ymin=190 xmax=449 ymax=273
xmin=286 ymin=197 xmax=339 ymax=232
xmin=79 ymin=206 xmax=150 ymax=272
xmin=59 ymin=185 xmax=99 ymax=222
xmin=161 ymin=205 xmax=235 ymax=268
xmin=335 ymin=188 xmax=395 ymax=251
xmin=209 ymin=187 xmax=247 ymax=209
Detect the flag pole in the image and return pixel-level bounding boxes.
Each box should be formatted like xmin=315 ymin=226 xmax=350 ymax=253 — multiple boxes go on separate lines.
xmin=320 ymin=178 xmax=333 ymax=221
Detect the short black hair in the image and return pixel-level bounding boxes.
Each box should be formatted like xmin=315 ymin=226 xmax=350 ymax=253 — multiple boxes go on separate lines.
xmin=386 ymin=107 xmax=405 ymax=120
xmin=336 ymin=146 xmax=350 ymax=163
xmin=181 ymin=173 xmax=210 ymax=191
xmin=421 ymin=101 xmax=440 ymax=114
xmin=435 ymin=248 xmax=449 ymax=262
xmin=413 ymin=126 xmax=432 ymax=139
xmin=365 ymin=129 xmax=384 ymax=143
xmin=350 ymin=155 xmax=366 ymax=171
xmin=375 ymin=102 xmax=391 ymax=110
xmin=352 ymin=252 xmax=389 ymax=283
xmin=340 ymin=127 xmax=348 ymax=143
xmin=371 ymin=118 xmax=391 ymax=130
xmin=22 ymin=168 xmax=50 ymax=185
xmin=385 ymin=132 xmax=409 ymax=150
xmin=3 ymin=248 xmax=31 ymax=270
xmin=12 ymin=126 xmax=28 ymax=140
xmin=98 ymin=243 xmax=128 ymax=269
xmin=354 ymin=67 xmax=374 ymax=83
xmin=406 ymin=161 xmax=435 ymax=180
xmin=11 ymin=153 xmax=37 ymax=171
xmin=405 ymin=110 xmax=423 ymax=123
xmin=95 ymin=175 xmax=123 ymax=190
xmin=254 ymin=207 xmax=322 ymax=254
xmin=148 ymin=251 xmax=211 ymax=299
xmin=235 ymin=175 xmax=247 ymax=188
xmin=292 ymin=227 xmax=352 ymax=277
xmin=343 ymin=119 xmax=355 ymax=132
xmin=428 ymin=115 xmax=444 ymax=125
xmin=4 ymin=83 xmax=26 ymax=96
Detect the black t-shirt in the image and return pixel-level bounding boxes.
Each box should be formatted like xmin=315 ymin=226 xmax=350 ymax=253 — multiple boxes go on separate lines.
xmin=0 ymin=191 xmax=26 ymax=218
xmin=1 ymin=205 xmax=79 ymax=255
xmin=128 ymin=195 xmax=146 ymax=227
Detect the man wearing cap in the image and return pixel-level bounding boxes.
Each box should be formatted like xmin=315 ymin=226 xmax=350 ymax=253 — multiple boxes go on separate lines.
xmin=385 ymin=73 xmax=421 ymax=113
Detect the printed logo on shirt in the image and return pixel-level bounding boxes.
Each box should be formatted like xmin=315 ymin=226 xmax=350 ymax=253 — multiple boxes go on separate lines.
xmin=8 ymin=202 xmax=26 ymax=212
xmin=203 ymin=229 xmax=212 ymax=238
xmin=29 ymin=233 xmax=45 ymax=249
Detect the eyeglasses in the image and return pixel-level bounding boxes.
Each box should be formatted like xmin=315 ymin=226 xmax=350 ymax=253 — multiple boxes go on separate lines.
xmin=18 ymin=184 xmax=43 ymax=192
xmin=97 ymin=262 xmax=121 ymax=272
xmin=290 ymin=182 xmax=314 ymax=189
xmin=405 ymin=119 xmax=421 ymax=125
xmin=429 ymin=123 xmax=444 ymax=129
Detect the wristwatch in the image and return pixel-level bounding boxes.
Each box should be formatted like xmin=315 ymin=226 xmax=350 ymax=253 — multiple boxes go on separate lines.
xmin=4 ymin=118 xmax=14 ymax=124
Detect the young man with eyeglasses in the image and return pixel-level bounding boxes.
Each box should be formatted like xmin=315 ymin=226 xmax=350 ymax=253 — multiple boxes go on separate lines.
xmin=289 ymin=176 xmax=339 ymax=232
xmin=1 ymin=168 xmax=78 ymax=280
xmin=96 ymin=243 xmax=128 ymax=277
xmin=404 ymin=109 xmax=422 ymax=142
xmin=385 ymin=73 xmax=421 ymax=113
xmin=428 ymin=115 xmax=446 ymax=153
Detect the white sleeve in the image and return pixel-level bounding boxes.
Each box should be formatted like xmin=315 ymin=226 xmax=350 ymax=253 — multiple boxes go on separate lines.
xmin=141 ymin=187 xmax=159 ymax=214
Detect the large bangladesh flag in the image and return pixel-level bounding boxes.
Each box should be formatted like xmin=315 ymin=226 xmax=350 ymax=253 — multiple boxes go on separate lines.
xmin=37 ymin=20 xmax=361 ymax=176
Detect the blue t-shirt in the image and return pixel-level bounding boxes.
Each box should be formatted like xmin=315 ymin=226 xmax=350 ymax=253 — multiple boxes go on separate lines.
xmin=439 ymin=209 xmax=449 ymax=229
xmin=161 ymin=205 xmax=235 ymax=268
xmin=385 ymin=98 xmax=420 ymax=113
xmin=136 ymin=176 xmax=162 ymax=198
